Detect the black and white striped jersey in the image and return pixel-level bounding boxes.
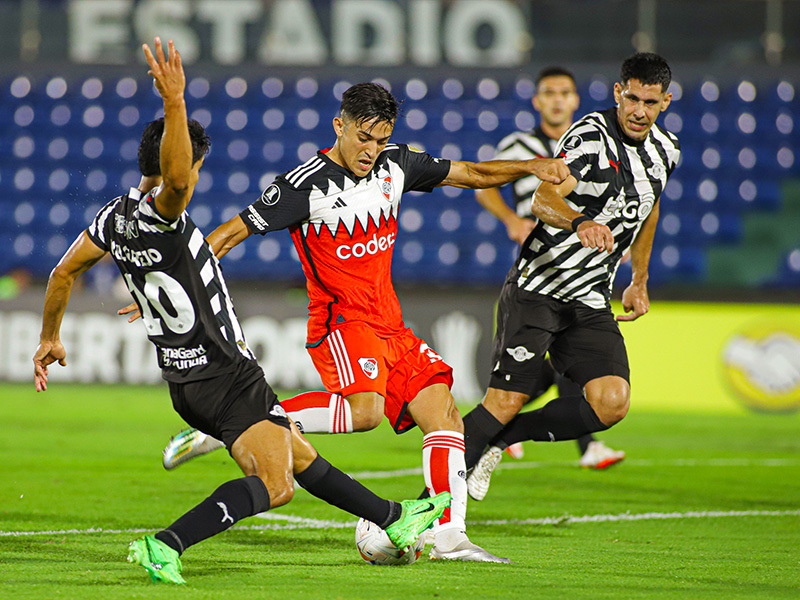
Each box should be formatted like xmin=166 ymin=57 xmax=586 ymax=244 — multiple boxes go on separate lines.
xmin=87 ymin=187 xmax=255 ymax=382
xmin=493 ymin=127 xmax=557 ymax=217
xmin=511 ymin=107 xmax=681 ymax=310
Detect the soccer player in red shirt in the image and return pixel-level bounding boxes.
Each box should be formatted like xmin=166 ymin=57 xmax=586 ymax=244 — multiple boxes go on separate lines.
xmin=158 ymin=83 xmax=568 ymax=562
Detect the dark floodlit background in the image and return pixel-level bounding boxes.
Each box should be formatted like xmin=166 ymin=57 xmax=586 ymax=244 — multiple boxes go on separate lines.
xmin=1 ymin=0 xmax=798 ymax=413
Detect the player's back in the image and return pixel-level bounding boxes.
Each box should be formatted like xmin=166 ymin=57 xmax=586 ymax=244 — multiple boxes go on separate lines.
xmin=87 ymin=187 xmax=255 ymax=382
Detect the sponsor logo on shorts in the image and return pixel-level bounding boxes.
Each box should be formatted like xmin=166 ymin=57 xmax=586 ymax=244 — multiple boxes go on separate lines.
xmin=270 ymin=404 xmax=288 ymax=419
xmin=358 ymin=357 xmax=379 ymax=379
xmin=506 ymin=346 xmax=535 ymax=362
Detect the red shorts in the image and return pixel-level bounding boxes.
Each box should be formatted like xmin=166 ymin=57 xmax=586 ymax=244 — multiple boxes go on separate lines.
xmin=307 ymin=322 xmax=454 ymax=433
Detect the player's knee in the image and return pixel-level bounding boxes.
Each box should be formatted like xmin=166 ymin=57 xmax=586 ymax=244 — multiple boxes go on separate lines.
xmin=483 ymin=388 xmax=528 ymax=424
xmin=351 ymin=406 xmax=383 ymax=431
xmin=586 ymin=380 xmax=629 ymax=426
xmin=349 ymin=392 xmax=384 ymax=431
xmin=262 ymin=476 xmax=294 ymax=508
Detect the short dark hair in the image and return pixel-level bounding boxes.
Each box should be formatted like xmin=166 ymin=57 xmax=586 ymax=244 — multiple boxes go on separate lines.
xmin=340 ymin=82 xmax=399 ymax=129
xmin=536 ymin=66 xmax=576 ymax=88
xmin=620 ymin=52 xmax=672 ymax=93
xmin=137 ymin=118 xmax=211 ymax=177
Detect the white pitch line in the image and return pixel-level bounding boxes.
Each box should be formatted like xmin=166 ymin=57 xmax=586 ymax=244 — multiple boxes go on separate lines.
xmin=2 ymin=509 xmax=798 ymax=538
xmin=349 ymin=457 xmax=800 ymax=480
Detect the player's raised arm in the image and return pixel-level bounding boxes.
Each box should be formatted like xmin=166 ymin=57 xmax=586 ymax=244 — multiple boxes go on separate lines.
xmin=34 ymin=232 xmax=107 ymax=391
xmin=142 ymin=38 xmax=193 ymax=221
xmin=440 ymin=158 xmax=569 ymax=189
xmin=533 ymin=177 xmax=615 ymax=254
xmin=617 ymin=197 xmax=660 ymax=322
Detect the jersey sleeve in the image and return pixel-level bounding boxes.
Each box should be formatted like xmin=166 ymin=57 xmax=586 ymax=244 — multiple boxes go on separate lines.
xmin=85 ymin=197 xmax=122 ymax=251
xmin=396 ymin=145 xmax=451 ymax=193
xmin=240 ymin=177 xmax=311 ymax=235
xmin=555 ymin=121 xmax=605 ymax=183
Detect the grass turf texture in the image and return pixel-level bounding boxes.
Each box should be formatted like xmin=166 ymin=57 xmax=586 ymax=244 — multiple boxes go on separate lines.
xmin=1 ymin=383 xmax=799 ymax=599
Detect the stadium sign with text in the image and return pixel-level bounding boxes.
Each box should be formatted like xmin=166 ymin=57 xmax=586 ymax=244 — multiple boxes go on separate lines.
xmin=68 ymin=0 xmax=531 ymax=66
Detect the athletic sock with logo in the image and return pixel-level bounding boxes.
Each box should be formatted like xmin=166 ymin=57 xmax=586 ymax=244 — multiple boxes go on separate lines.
xmin=280 ymin=391 xmax=353 ymax=434
xmin=155 ymin=475 xmax=270 ymax=555
xmin=294 ymin=454 xmax=401 ymax=528
xmin=422 ymin=431 xmax=468 ymax=544
xmin=493 ymin=395 xmax=609 ymax=447
xmin=462 ymin=404 xmax=506 ymax=470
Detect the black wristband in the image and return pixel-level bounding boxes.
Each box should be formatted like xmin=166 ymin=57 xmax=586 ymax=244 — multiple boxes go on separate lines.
xmin=571 ymin=215 xmax=592 ymax=232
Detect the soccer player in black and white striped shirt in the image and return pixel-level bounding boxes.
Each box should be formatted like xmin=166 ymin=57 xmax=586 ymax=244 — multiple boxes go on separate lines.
xmin=33 ymin=38 xmax=449 ymax=584
xmin=473 ymin=67 xmax=626 ymax=472
xmin=464 ymin=53 xmax=680 ymax=500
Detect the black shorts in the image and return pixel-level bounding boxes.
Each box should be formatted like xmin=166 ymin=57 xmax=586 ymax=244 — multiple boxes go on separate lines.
xmin=489 ymin=284 xmax=630 ymax=396
xmin=168 ymin=359 xmax=290 ymax=450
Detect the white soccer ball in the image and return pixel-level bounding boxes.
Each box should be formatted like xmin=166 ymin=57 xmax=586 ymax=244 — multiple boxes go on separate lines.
xmin=354 ymin=518 xmax=425 ymax=566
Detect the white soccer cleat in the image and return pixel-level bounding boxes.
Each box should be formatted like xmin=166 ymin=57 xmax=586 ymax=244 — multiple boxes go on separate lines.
xmin=466 ymin=446 xmax=504 ymax=501
xmin=162 ymin=428 xmax=226 ymax=470
xmin=429 ymin=539 xmax=511 ymax=563
xmin=504 ymin=442 xmax=524 ymax=460
xmin=579 ymin=441 xmax=625 ymax=470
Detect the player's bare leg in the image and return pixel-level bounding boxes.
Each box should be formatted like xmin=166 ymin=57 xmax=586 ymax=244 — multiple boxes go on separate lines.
xmin=408 ymin=383 xmax=510 ymax=563
xmin=132 ymin=418 xmax=294 ymax=583
xmin=583 ymin=375 xmax=630 ymax=426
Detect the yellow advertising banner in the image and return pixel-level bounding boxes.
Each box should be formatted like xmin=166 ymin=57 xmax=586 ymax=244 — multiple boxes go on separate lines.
xmin=619 ymin=301 xmax=800 ymax=415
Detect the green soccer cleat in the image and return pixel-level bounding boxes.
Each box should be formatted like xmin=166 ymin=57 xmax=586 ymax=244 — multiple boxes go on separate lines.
xmin=162 ymin=427 xmax=225 ymax=470
xmin=385 ymin=491 xmax=451 ymax=552
xmin=127 ymin=535 xmax=186 ymax=584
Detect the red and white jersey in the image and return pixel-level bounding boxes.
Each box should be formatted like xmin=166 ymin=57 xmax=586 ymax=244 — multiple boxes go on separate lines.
xmin=241 ymin=144 xmax=450 ymax=345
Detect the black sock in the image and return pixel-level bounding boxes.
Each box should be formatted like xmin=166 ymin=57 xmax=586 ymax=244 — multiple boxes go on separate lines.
xmin=463 ymin=404 xmax=506 ymax=470
xmin=156 ymin=475 xmax=270 ymax=555
xmin=493 ymin=395 xmax=609 ymax=446
xmin=577 ymin=434 xmax=594 ymax=455
xmin=295 ymin=454 xmax=400 ymax=529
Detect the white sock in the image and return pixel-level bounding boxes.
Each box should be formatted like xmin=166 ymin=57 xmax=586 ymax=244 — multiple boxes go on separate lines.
xmin=281 ymin=391 xmax=353 ymax=434
xmin=422 ymin=430 xmax=468 ymax=549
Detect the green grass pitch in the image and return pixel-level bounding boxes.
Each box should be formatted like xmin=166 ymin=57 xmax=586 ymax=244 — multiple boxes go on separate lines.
xmin=1 ymin=383 xmax=799 ymax=599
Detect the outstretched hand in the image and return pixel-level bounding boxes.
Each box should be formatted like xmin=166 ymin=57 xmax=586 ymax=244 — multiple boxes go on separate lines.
xmin=617 ymin=282 xmax=650 ymax=322
xmin=118 ymin=301 xmax=142 ymax=323
xmin=575 ymin=220 xmax=615 ymax=254
xmin=142 ymin=37 xmax=185 ymax=101
xmin=530 ymin=158 xmax=570 ymax=184
xmin=33 ymin=340 xmax=66 ymax=392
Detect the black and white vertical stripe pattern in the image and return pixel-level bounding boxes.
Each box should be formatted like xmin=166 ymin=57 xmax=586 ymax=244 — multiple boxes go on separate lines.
xmin=138 ymin=196 xmax=254 ymax=360
xmin=514 ymin=109 xmax=680 ymax=309
xmin=493 ymin=129 xmax=557 ymax=216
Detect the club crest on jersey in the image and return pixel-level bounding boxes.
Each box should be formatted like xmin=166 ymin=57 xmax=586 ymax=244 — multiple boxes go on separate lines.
xmin=506 ymin=346 xmax=535 ymax=362
xmin=358 ymin=357 xmax=379 ymax=379
xmin=381 ymin=176 xmax=392 ymax=201
xmin=261 ymin=184 xmax=281 ymax=206
xmin=114 ymin=214 xmax=139 ymax=239
xmin=648 ymin=163 xmax=665 ymax=179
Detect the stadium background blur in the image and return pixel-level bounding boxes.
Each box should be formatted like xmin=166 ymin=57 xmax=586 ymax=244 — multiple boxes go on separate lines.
xmin=1 ymin=0 xmax=798 ymax=415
